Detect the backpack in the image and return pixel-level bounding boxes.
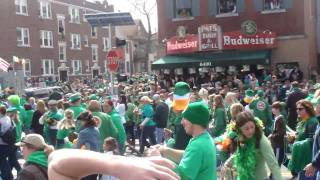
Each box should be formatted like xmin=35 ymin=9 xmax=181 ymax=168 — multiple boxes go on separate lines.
xmin=1 ymin=120 xmax=16 ymax=146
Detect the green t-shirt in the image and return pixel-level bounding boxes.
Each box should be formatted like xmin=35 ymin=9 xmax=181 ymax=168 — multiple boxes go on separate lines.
xmin=23 ymin=109 xmax=34 ymax=130
xmin=211 ymin=108 xmax=227 ymax=137
xmin=14 ymin=120 xmax=22 ymax=142
xmin=176 ymin=131 xmax=217 ymax=180
xmin=142 ymin=104 xmax=156 ymax=126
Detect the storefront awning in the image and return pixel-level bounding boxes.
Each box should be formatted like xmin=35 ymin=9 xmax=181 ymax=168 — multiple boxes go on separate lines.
xmin=152 ymin=50 xmax=271 ymax=69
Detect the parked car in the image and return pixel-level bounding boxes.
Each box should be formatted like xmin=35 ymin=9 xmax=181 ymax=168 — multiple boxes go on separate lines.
xmin=24 ymin=86 xmax=65 ymax=101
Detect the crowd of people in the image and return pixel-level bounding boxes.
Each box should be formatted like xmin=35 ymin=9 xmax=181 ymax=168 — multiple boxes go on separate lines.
xmin=1 ymin=71 xmax=320 ymax=180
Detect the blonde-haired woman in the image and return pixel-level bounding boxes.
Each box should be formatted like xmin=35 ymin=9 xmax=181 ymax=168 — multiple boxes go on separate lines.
xmin=211 ymin=95 xmax=227 ymax=137
xmin=230 ymin=103 xmax=244 ymax=122
xmin=17 ymin=134 xmax=54 ymax=179
xmin=56 ymin=109 xmax=76 ymax=149
xmin=31 ymin=100 xmax=47 ymax=135
xmin=225 ymin=92 xmax=239 ymax=122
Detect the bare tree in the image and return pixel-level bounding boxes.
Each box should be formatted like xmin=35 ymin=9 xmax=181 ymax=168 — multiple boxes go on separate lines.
xmin=129 ymin=0 xmax=156 ymax=73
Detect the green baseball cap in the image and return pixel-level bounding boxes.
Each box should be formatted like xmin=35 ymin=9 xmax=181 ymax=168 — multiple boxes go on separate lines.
xmin=69 ymin=93 xmax=81 ymax=103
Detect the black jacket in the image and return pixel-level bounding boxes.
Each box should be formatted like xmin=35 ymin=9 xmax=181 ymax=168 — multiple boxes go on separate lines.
xmin=153 ymin=102 xmax=169 ymax=128
xmin=286 ymin=90 xmax=307 ymax=130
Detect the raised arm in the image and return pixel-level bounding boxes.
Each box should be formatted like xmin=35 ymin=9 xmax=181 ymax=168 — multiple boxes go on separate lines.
xmin=48 ymin=149 xmax=180 ymax=180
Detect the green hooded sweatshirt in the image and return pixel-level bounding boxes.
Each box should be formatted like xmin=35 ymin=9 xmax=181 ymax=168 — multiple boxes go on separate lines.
xmin=108 ymin=109 xmax=126 ymax=146
xmin=23 ymin=109 xmax=34 ymax=130
xmin=26 ymin=151 xmax=48 ymax=169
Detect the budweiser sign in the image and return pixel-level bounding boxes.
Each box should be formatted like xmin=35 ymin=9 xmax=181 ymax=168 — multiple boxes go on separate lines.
xmin=223 ymin=31 xmax=277 ymax=49
xmin=166 ymin=34 xmax=198 ymax=55
xmin=198 ymin=24 xmax=222 ymax=51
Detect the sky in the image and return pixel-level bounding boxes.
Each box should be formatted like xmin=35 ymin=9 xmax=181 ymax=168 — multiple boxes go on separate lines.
xmin=87 ymin=0 xmax=158 ymax=33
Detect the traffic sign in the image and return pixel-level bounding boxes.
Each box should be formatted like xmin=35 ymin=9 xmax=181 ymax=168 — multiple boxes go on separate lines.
xmin=106 ymin=50 xmax=119 ymax=72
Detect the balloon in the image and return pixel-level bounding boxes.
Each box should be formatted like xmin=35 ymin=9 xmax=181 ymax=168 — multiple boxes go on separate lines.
xmin=7 ymin=95 xmax=20 ymax=107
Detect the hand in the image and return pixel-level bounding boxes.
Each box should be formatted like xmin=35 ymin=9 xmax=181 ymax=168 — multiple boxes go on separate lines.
xmin=304 ymin=163 xmax=317 ymax=177
xmin=114 ymin=156 xmax=179 ymax=180
xmin=148 ymin=145 xmax=166 ymax=157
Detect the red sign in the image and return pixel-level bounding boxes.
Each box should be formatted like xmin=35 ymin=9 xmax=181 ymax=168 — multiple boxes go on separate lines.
xmin=166 ymin=34 xmax=198 ymax=55
xmin=115 ymin=48 xmax=125 ymax=60
xmin=106 ymin=50 xmax=119 ymax=72
xmin=223 ymin=31 xmax=277 ymax=49
xmin=198 ymin=24 xmax=222 ymax=51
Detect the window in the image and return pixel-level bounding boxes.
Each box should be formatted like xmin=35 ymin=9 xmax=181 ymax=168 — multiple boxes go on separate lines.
xmin=175 ymin=0 xmax=192 ymax=18
xmin=218 ymin=0 xmax=237 ymax=14
xmin=59 ymin=43 xmax=66 ymax=61
xmin=91 ymin=45 xmax=98 ymax=61
xmin=57 ymin=16 xmax=65 ymax=35
xmin=85 ymin=60 xmax=90 ymax=72
xmin=15 ymin=0 xmax=28 ymax=15
xmin=42 ymin=59 xmax=54 ymax=75
xmin=72 ymin=60 xmax=82 ymax=74
xmin=16 ymin=27 xmax=30 ymax=46
xmin=91 ymin=27 xmax=97 ymax=38
xmin=103 ymin=37 xmax=110 ymax=51
xmin=23 ymin=59 xmax=31 ymax=76
xmin=69 ymin=7 xmax=80 ymax=23
xmin=264 ymin=0 xmax=283 ymax=10
xmin=40 ymin=30 xmax=53 ymax=48
xmin=40 ymin=1 xmax=52 ymax=19
xmin=71 ymin=34 xmax=81 ymax=49
xmin=83 ymin=35 xmax=89 ymax=47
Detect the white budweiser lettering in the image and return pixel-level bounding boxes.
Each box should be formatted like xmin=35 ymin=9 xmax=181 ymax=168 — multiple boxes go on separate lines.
xmin=223 ymin=35 xmax=275 ymax=46
xmin=167 ymin=40 xmax=197 ymax=51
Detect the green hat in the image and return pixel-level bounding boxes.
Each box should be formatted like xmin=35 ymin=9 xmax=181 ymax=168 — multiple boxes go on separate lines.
xmin=174 ymin=82 xmax=190 ymax=96
xmin=182 ymin=102 xmax=210 ymax=126
xmin=89 ymin=94 xmax=98 ymax=100
xmin=7 ymin=107 xmax=18 ymax=112
xmin=257 ymin=90 xmax=264 ymax=97
xmin=69 ymin=93 xmax=81 ymax=103
xmin=245 ymin=89 xmax=255 ymax=97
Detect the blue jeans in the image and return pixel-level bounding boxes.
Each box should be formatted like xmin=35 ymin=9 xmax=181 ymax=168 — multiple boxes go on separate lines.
xmin=0 ymin=145 xmax=13 ymax=180
xmin=155 ymin=128 xmax=164 ymax=144
xmin=298 ymin=170 xmax=317 ymax=180
xmin=139 ymin=126 xmax=156 ymax=154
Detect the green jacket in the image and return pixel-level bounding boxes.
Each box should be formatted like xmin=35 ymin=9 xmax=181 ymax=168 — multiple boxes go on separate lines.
xmin=167 ymin=107 xmax=177 ymax=131
xmin=68 ymin=105 xmax=86 ymax=132
xmin=92 ymin=111 xmax=118 ymax=152
xmin=249 ymin=98 xmax=273 ymax=135
xmin=108 ymin=109 xmax=126 ymax=146
xmin=211 ymin=108 xmax=227 ymax=137
xmin=296 ymin=116 xmax=318 ymax=142
xmin=125 ymin=103 xmax=137 ymax=123
xmin=23 ymin=109 xmax=34 ymax=130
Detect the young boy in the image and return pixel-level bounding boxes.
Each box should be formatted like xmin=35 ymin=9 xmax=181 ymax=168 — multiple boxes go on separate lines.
xmin=270 ymin=101 xmax=286 ymax=166
xmin=101 ymin=137 xmax=119 ymax=180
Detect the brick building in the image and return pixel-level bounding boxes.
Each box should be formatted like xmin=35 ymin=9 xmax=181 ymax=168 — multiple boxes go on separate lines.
xmin=0 ymin=0 xmax=119 ymax=82
xmin=154 ymin=0 xmax=319 ymax=80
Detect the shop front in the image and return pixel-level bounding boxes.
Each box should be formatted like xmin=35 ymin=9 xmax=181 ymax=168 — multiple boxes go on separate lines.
xmin=152 ymin=21 xmax=277 ymax=85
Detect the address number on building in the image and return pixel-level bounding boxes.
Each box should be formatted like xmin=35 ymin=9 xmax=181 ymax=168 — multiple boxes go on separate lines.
xmin=199 ymin=62 xmax=212 ymax=67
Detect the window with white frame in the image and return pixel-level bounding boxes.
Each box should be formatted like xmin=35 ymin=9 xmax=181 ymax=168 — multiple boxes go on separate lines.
xmin=69 ymin=7 xmax=80 ymax=23
xmin=71 ymin=34 xmax=81 ymax=49
xmin=40 ymin=30 xmax=53 ymax=48
xmin=91 ymin=27 xmax=97 ymax=38
xmin=103 ymin=37 xmax=110 ymax=51
xmin=72 ymin=60 xmax=82 ymax=74
xmin=23 ymin=59 xmax=31 ymax=76
xmin=83 ymin=35 xmax=89 ymax=47
xmin=175 ymin=0 xmax=192 ymax=18
xmin=59 ymin=43 xmax=66 ymax=61
xmin=264 ymin=0 xmax=283 ymax=10
xmin=16 ymin=27 xmax=30 ymax=46
xmin=57 ymin=16 xmax=65 ymax=35
xmin=40 ymin=1 xmax=52 ymax=19
xmin=91 ymin=45 xmax=98 ymax=61
xmin=15 ymin=0 xmax=28 ymax=15
xmin=217 ymin=0 xmax=237 ymax=14
xmin=42 ymin=59 xmax=54 ymax=75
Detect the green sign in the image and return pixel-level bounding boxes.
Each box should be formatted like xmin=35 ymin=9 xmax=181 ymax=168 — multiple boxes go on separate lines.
xmin=241 ymin=20 xmax=257 ymax=35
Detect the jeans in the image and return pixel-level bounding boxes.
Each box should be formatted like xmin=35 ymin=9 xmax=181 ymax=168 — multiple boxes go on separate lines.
xmin=48 ymin=129 xmax=58 ymax=147
xmin=298 ymin=170 xmax=316 ymax=180
xmin=273 ymin=147 xmax=285 ymax=166
xmin=0 ymin=145 xmax=13 ymax=180
xmin=155 ymin=128 xmax=164 ymax=144
xmin=125 ymin=122 xmax=135 ymax=145
xmin=139 ymin=125 xmax=156 ymax=154
xmin=9 ymin=146 xmax=21 ymax=172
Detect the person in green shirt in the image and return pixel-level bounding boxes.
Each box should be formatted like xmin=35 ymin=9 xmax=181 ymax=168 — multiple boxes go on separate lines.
xmin=125 ymin=102 xmax=137 ymax=146
xmin=56 ymin=109 xmax=76 ymax=149
xmin=249 ymin=90 xmax=273 ymax=136
xmin=154 ymin=102 xmax=217 ymax=180
xmin=103 ymin=100 xmax=127 ymax=155
xmin=88 ymin=100 xmax=118 ymax=152
xmin=68 ymin=93 xmax=86 ymax=132
xmin=210 ymin=95 xmax=227 ymax=137
xmin=40 ymin=100 xmax=63 ymax=147
xmin=22 ymin=104 xmax=34 ymax=133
